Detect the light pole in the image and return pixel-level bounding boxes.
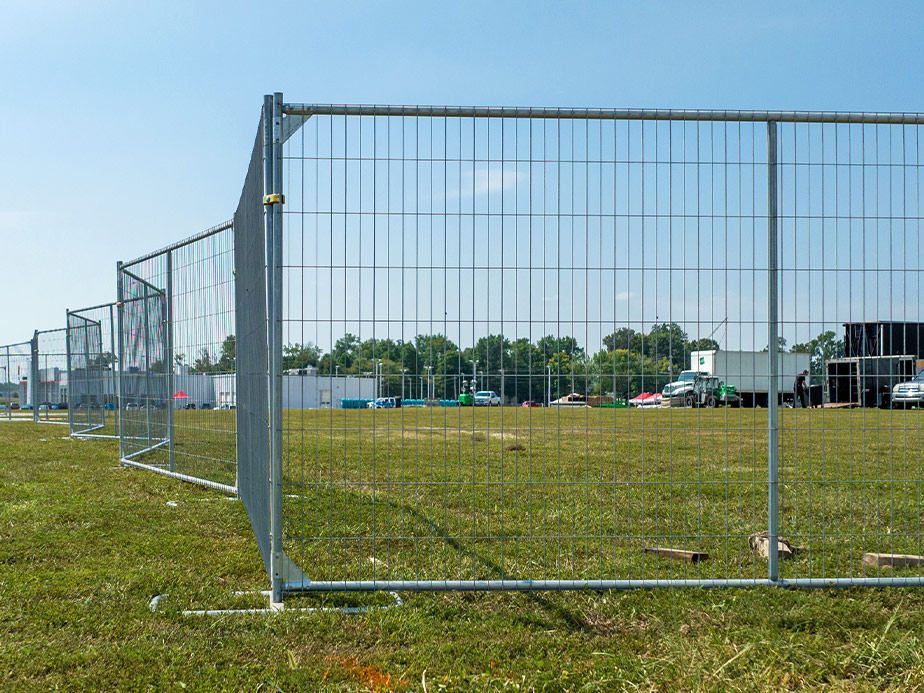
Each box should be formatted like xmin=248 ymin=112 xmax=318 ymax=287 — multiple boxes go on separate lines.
xmin=424 ymin=365 xmax=433 ymax=400
xmin=473 ymin=360 xmax=478 ymax=394
xmin=400 ymin=367 xmax=407 ymax=399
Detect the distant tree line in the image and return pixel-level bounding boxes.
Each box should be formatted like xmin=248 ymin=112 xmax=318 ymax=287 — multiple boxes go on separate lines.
xmin=277 ymin=323 xmax=722 ymax=402
xmin=59 ymin=326 xmax=848 ymax=402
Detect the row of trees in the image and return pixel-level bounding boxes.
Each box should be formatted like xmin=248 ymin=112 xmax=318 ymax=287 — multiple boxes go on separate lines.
xmin=278 ymin=324 xmax=721 ymax=402
xmin=173 ymin=326 xmax=846 ymax=402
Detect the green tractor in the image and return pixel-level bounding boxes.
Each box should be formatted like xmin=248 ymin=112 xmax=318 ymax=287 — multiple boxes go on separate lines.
xmin=683 ymin=375 xmax=740 ymax=408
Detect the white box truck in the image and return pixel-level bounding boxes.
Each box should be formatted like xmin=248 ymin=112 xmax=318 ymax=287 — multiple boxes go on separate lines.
xmin=690 ymin=350 xmax=811 ymax=407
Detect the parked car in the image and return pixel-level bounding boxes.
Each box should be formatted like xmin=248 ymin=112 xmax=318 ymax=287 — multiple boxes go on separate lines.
xmin=104 ymin=402 xmax=116 ymax=411
xmin=367 ymin=397 xmax=397 ymax=409
xmin=184 ymin=403 xmax=197 ymax=410
xmin=10 ymin=402 xmax=20 ymax=410
xmin=521 ymin=400 xmax=542 ymax=407
xmin=892 ymin=370 xmax=924 ymax=408
xmin=474 ymin=391 xmax=501 ymax=406
xmin=52 ymin=402 xmax=68 ymax=410
xmin=21 ymin=404 xmax=33 ymax=410
xmin=200 ymin=402 xmax=214 ymax=410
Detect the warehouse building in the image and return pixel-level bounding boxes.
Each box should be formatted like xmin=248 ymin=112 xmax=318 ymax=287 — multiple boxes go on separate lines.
xmin=282 ymin=367 xmax=376 ymax=409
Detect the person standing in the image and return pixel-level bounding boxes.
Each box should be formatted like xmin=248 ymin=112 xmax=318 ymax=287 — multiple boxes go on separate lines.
xmin=794 ymin=369 xmax=809 ymax=408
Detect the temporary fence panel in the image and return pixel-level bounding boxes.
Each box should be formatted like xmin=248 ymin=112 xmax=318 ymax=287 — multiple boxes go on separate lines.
xmin=119 ymin=269 xmax=169 ymax=463
xmin=250 ymin=97 xmax=924 ymax=600
xmin=0 ymin=341 xmax=31 ymax=420
xmin=67 ymin=302 xmax=120 ymax=438
xmin=33 ymin=328 xmax=70 ymax=425
xmin=117 ymin=221 xmax=237 ymax=494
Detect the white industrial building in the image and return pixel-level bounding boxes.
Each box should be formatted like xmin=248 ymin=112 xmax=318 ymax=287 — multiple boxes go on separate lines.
xmin=23 ymin=363 xmax=370 ymax=410
xmin=282 ymin=370 xmax=376 ymax=409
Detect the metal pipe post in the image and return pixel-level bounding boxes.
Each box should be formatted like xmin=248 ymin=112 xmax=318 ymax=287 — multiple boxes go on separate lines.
xmin=271 ymin=92 xmax=285 ymax=601
xmin=263 ymin=94 xmax=284 ymax=604
xmin=142 ymin=281 xmax=152 ymax=445
xmin=4 ymin=346 xmax=8 ymax=421
xmin=31 ymin=331 xmax=39 ymax=423
xmin=116 ymin=263 xmax=125 ymax=459
xmin=65 ymin=311 xmax=73 ymax=433
xmin=109 ymin=303 xmax=120 ymax=437
xmin=766 ymin=121 xmax=780 ymax=584
xmin=166 ymin=250 xmax=175 ymax=472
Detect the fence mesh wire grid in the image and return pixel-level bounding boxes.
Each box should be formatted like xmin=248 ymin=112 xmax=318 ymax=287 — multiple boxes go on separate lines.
xmin=30 ymin=97 xmax=924 ymax=601
xmin=117 ymin=222 xmax=237 ymax=494
xmin=0 ymin=341 xmax=32 ymax=421
xmin=68 ymin=302 xmax=120 ymax=438
xmin=265 ymin=101 xmax=924 ymax=595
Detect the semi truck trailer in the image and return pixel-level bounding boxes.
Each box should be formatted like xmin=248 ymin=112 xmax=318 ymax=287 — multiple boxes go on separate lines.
xmin=663 ymin=350 xmax=811 ymax=408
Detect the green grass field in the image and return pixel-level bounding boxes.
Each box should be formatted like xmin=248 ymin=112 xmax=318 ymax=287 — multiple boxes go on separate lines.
xmin=279 ymin=407 xmax=924 ymax=586
xmin=4 ymin=413 xmax=924 ymax=690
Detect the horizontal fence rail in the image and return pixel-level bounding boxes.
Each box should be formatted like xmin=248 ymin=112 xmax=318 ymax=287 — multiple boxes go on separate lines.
xmin=284 ymin=104 xmax=924 ymax=125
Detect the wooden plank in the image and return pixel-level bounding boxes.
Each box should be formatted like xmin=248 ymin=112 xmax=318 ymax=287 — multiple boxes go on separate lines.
xmin=748 ymin=532 xmax=795 ymax=560
xmin=863 ymin=552 xmax=924 ymax=568
xmin=644 ymin=547 xmax=709 ymax=563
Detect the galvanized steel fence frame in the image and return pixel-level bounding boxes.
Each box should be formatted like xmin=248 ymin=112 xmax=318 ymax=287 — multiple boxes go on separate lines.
xmin=32 ymin=328 xmax=70 ymax=425
xmin=0 ymin=341 xmax=32 ymax=420
xmin=245 ymin=96 xmax=924 ymax=603
xmin=67 ymin=301 xmax=121 ymax=439
xmin=116 ymin=221 xmax=238 ymax=495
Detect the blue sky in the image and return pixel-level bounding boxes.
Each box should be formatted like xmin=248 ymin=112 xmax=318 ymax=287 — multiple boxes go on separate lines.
xmin=2 ymin=1 xmax=923 ymax=346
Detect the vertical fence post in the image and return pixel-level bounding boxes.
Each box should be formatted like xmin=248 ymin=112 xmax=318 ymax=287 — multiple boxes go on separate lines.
xmin=263 ymin=94 xmax=284 ymax=605
xmin=117 ymin=262 xmax=125 ymax=460
xmin=166 ymin=250 xmax=175 ymax=472
xmin=31 ymin=331 xmax=39 ymax=423
xmin=65 ymin=311 xmax=73 ymax=434
xmin=110 ymin=302 xmax=120 ymax=437
xmin=4 ymin=345 xmax=9 ymax=421
xmin=142 ymin=281 xmax=152 ymax=445
xmin=271 ymin=92 xmax=285 ymax=602
xmin=766 ymin=120 xmax=780 ymax=584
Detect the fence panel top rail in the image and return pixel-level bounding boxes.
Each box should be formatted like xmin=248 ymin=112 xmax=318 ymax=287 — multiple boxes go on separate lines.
xmin=283 ymin=103 xmax=924 ymax=125
xmin=121 ymin=219 xmax=233 ymax=270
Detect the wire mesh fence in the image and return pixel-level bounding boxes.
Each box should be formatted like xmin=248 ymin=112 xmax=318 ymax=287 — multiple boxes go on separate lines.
xmin=775 ymin=120 xmax=924 ymax=584
xmin=11 ymin=96 xmax=922 ymax=602
xmin=67 ymin=302 xmax=120 ymax=438
xmin=34 ymin=328 xmax=70 ymax=425
xmin=117 ymin=222 xmax=237 ymax=493
xmin=0 ymin=341 xmax=31 ymax=421
xmin=253 ymin=98 xmax=924 ymax=598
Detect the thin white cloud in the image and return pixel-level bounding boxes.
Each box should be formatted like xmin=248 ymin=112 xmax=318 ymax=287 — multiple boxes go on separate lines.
xmin=474 ymin=166 xmax=520 ymax=196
